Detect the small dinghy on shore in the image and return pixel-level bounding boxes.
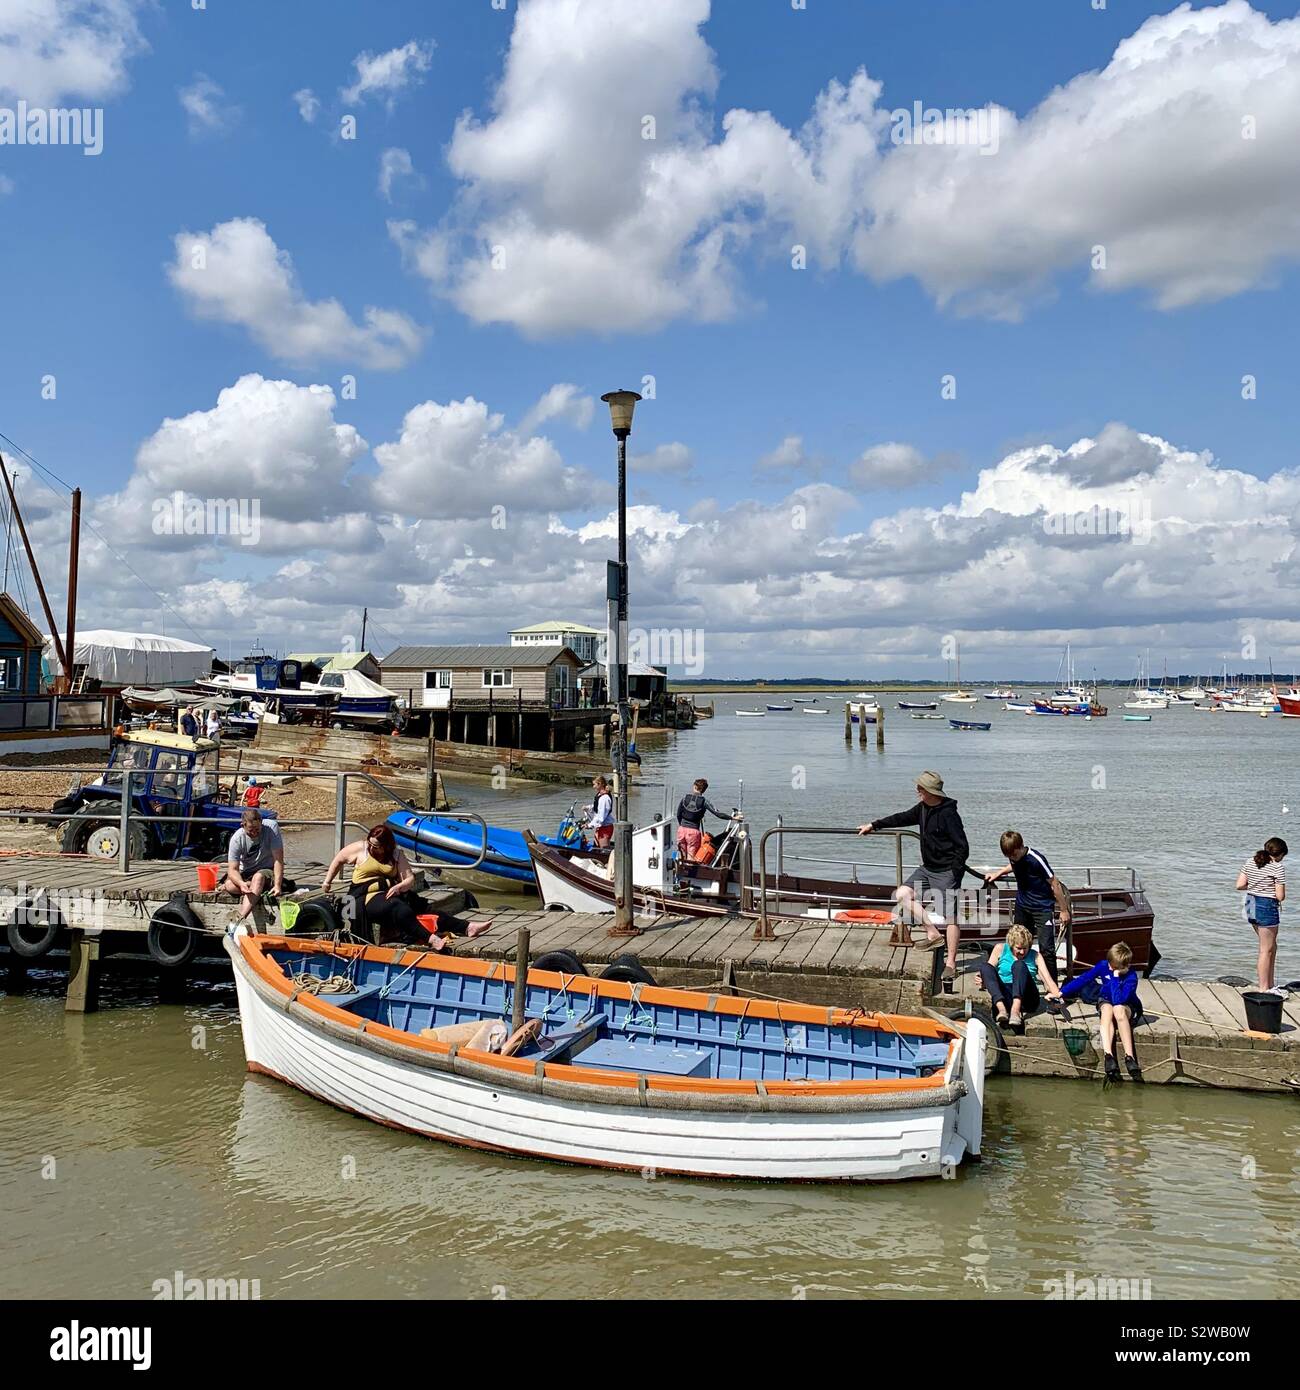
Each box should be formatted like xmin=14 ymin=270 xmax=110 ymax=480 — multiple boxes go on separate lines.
xmin=387 ymin=809 xmax=583 ymax=885
xmin=225 ymin=931 xmax=985 ymax=1182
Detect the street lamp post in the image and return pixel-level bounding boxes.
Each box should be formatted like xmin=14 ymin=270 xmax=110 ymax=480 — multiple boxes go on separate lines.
xmin=600 ymin=388 xmax=641 ymax=936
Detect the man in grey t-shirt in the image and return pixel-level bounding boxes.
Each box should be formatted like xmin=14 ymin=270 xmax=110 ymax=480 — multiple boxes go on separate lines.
xmin=222 ymin=808 xmax=284 ymax=920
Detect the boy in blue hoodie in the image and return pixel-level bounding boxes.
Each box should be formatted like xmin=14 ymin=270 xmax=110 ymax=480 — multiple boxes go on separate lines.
xmin=1058 ymin=941 xmax=1143 ymax=1080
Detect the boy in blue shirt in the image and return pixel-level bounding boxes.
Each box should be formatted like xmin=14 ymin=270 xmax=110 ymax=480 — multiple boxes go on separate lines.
xmin=984 ymin=830 xmax=1071 ymax=978
xmin=1058 ymin=941 xmax=1143 ymax=1080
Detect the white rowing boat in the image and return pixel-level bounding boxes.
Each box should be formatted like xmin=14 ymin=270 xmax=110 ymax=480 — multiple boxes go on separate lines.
xmin=225 ymin=930 xmax=986 ymax=1182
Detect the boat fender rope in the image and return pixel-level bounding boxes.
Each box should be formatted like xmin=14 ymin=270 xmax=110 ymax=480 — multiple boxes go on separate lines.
xmin=636 ymin=1074 xmax=648 ymax=1108
xmin=534 ymin=1059 xmax=546 ymax=1079
xmin=756 ymin=1081 xmax=769 ymax=1101
xmin=706 ymin=994 xmax=718 ymax=1011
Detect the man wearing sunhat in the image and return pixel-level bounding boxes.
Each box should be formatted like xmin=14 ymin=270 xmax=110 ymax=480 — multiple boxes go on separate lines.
xmin=858 ymin=770 xmax=970 ymax=984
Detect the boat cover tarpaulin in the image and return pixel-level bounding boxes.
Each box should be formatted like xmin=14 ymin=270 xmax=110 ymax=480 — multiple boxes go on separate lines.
xmin=121 ymin=686 xmax=238 ymax=710
xmin=45 ymin=630 xmax=215 ymax=686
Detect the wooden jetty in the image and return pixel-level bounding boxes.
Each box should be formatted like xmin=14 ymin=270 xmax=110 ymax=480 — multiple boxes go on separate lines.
xmin=0 ymin=853 xmax=467 ymax=1013
xmin=2 ymin=856 xmax=1297 ymax=1093
xmin=449 ymin=910 xmax=1300 ymax=1095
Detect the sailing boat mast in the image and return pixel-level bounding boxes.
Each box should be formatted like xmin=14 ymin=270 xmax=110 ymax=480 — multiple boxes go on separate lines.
xmin=0 ymin=457 xmax=67 ymax=681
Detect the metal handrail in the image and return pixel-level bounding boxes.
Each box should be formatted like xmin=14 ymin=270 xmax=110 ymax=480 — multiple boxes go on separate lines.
xmin=755 ymin=825 xmax=920 ymax=938
xmin=0 ymin=759 xmax=486 ymax=873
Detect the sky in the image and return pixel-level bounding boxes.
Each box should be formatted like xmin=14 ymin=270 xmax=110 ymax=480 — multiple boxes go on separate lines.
xmin=1 ymin=0 xmax=1298 ymax=679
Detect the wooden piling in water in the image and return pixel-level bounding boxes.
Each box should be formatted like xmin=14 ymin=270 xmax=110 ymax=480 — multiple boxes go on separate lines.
xmin=65 ymin=929 xmax=101 ymax=1013
xmin=876 ymin=701 xmax=885 ymax=748
xmin=844 ymin=702 xmax=852 ymax=741
xmin=511 ymin=925 xmax=531 ymax=1037
xmin=858 ymin=704 xmax=867 ymax=746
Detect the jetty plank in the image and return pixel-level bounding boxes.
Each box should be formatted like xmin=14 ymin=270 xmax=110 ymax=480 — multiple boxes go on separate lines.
xmin=800 ymin=923 xmax=855 ymax=972
xmin=1186 ymin=983 xmax=1247 ymax=1035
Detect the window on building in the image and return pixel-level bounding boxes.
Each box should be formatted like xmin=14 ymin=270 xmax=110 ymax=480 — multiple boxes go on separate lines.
xmin=482 ymin=668 xmax=512 ymax=687
xmin=424 ymin=670 xmax=452 ymax=689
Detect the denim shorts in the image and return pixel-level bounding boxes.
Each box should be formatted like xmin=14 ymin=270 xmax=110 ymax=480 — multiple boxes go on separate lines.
xmin=1248 ymin=894 xmax=1281 ymax=928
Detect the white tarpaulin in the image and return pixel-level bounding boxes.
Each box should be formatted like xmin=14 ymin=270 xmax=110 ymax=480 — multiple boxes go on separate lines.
xmin=45 ymin=630 xmax=215 ymax=686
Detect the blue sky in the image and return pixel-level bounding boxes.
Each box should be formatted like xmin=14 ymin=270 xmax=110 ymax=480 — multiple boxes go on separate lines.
xmin=1 ymin=0 xmax=1298 ymax=676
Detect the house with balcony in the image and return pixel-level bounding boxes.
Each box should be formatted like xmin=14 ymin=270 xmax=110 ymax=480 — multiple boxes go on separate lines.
xmin=508 ymin=620 xmax=602 ymax=666
xmin=378 ymin=643 xmax=600 ymax=750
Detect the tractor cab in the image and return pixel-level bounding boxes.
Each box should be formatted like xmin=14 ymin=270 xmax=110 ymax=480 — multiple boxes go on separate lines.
xmin=57 ymin=730 xmax=273 ymax=862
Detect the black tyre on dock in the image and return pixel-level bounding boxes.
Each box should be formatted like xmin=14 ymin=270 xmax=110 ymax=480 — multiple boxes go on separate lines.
xmin=532 ymin=949 xmax=587 ymax=976
xmin=5 ymin=892 xmax=63 ymax=959
xmin=146 ymin=898 xmax=204 ymax=969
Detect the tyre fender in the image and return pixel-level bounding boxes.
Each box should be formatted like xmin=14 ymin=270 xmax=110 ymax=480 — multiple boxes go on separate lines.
xmin=531 ymin=949 xmax=588 ymax=976
xmin=147 ymin=894 xmax=203 ymax=969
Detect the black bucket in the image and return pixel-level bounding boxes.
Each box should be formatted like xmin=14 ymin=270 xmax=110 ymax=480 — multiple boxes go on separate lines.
xmin=1242 ymin=991 xmax=1283 ymax=1034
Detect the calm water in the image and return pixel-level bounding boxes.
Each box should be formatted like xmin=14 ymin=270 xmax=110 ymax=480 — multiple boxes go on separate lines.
xmin=2 ymin=690 xmax=1299 ymax=1300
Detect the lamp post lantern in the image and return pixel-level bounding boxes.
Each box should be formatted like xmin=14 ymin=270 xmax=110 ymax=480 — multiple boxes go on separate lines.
xmin=600 ymin=389 xmax=641 ymax=935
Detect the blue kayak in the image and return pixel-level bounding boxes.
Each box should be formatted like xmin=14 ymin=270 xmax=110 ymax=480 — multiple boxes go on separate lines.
xmin=386 ymin=810 xmax=583 ymax=884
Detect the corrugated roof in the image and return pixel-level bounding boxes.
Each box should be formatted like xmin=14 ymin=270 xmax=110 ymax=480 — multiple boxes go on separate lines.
xmin=510 ymin=620 xmax=602 ymax=635
xmin=381 ymin=644 xmax=579 ymax=669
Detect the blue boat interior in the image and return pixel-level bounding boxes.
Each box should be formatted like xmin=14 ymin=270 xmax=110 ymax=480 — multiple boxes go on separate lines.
xmin=274 ymin=948 xmax=952 ymax=1084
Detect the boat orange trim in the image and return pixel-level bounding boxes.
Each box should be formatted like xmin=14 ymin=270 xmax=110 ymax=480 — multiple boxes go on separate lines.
xmin=236 ymin=933 xmax=958 ymax=1097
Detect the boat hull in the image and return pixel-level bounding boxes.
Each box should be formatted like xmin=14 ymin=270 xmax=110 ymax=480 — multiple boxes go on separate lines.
xmin=527 ymin=840 xmax=1160 ymax=976
xmin=227 ymin=936 xmax=982 ymax=1182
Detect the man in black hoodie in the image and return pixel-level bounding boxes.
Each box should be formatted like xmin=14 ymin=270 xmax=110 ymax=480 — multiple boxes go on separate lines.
xmin=858 ymin=770 xmax=969 ymax=984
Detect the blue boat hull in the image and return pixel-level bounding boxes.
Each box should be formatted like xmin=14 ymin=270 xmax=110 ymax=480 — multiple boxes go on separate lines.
xmin=387 ymin=811 xmax=575 ymax=884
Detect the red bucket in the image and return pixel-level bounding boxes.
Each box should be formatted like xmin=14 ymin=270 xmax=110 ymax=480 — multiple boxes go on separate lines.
xmin=195 ymin=863 xmax=221 ymax=892
xmin=417 ymin=913 xmax=442 ymax=937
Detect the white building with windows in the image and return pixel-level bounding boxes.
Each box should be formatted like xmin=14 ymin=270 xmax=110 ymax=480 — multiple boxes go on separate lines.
xmin=508 ymin=621 xmax=602 ymax=666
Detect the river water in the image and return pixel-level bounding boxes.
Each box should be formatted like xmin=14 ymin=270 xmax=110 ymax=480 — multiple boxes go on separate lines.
xmin=2 ymin=690 xmax=1298 ymax=1300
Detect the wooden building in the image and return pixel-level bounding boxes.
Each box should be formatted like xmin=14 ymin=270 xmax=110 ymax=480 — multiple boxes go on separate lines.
xmin=285 ymin=650 xmax=383 ymax=683
xmin=0 ymin=592 xmax=42 ymax=694
xmin=379 ymin=643 xmax=604 ymax=751
xmin=0 ymin=592 xmax=113 ymax=752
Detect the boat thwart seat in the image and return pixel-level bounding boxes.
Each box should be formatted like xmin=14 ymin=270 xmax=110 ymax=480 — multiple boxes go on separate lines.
xmin=576 ymin=1037 xmax=713 ymax=1078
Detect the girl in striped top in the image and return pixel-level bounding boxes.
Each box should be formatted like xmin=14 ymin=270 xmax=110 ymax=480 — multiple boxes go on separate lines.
xmin=1235 ymin=837 xmax=1287 ymax=990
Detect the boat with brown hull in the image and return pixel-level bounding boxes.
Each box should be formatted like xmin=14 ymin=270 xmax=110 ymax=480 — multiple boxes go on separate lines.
xmin=523 ymin=821 xmax=1159 ymax=978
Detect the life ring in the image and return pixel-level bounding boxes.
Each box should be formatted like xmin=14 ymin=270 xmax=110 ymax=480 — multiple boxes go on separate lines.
xmin=147 ymin=895 xmax=203 ymax=969
xmin=833 ymin=908 xmax=894 ymax=924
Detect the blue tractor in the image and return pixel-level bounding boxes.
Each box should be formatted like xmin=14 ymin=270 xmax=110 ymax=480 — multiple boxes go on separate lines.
xmin=55 ymin=730 xmax=273 ymax=862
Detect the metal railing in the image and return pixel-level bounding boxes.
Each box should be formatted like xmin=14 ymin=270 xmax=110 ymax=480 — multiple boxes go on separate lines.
xmin=753 ymin=825 xmax=919 ymax=937
xmin=0 ymin=761 xmax=488 ymax=876
xmin=752 ymin=824 xmax=1082 ymax=969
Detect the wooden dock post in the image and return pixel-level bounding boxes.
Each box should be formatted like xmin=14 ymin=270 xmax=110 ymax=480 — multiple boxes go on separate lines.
xmin=844 ymin=702 xmax=852 ymax=741
xmin=876 ymin=701 xmax=885 ymax=748
xmin=425 ymin=737 xmax=437 ymax=811
xmin=511 ymin=925 xmax=531 ymax=1037
xmin=858 ymin=705 xmax=867 ymax=746
xmin=65 ymin=929 xmax=101 ymax=1013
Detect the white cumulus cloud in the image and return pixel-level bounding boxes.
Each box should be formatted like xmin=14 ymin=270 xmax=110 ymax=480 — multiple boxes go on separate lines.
xmin=167 ymin=217 xmax=424 ymax=370
xmin=401 ymin=0 xmax=1300 ymax=335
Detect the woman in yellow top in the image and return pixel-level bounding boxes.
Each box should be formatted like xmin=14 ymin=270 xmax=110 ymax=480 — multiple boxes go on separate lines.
xmin=322 ymin=823 xmax=421 ymax=944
